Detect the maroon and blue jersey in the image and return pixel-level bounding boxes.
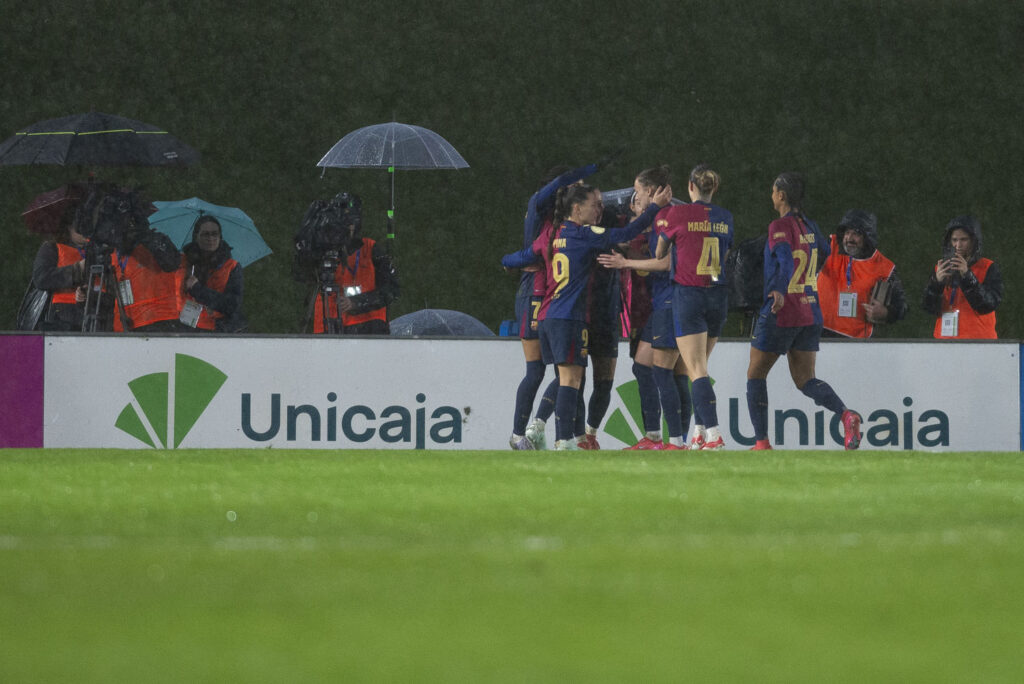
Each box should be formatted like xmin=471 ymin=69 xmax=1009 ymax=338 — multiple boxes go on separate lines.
xmin=546 ymin=203 xmax=660 ymax=322
xmin=656 ymin=201 xmax=734 ymax=289
xmin=763 ymin=213 xmax=829 ymax=327
xmin=516 ymin=164 xmax=598 ymax=301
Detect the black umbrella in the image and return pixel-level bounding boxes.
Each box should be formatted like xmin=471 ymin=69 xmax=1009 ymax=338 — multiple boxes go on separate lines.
xmin=0 ymin=112 xmax=200 ymax=166
xmin=316 ymin=122 xmax=468 ymax=244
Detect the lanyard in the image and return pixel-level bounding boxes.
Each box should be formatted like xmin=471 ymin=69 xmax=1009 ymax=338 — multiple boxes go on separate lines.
xmin=345 ymin=248 xmax=361 ymax=280
xmin=845 ymin=258 xmax=853 ymax=289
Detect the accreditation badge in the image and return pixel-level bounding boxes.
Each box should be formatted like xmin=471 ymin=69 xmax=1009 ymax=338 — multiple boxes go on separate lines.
xmin=117 ymin=279 xmax=134 ymax=306
xmin=179 ymin=299 xmax=203 ymax=328
xmin=940 ymin=310 xmax=959 ymax=337
xmin=838 ymin=291 xmax=858 ymax=318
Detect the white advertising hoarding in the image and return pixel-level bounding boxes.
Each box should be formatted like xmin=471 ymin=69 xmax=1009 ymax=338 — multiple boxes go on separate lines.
xmin=43 ymin=336 xmax=1020 ymax=451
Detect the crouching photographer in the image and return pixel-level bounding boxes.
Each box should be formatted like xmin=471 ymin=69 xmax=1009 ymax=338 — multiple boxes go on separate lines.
xmin=76 ymin=184 xmax=184 ymax=332
xmin=294 ymin=192 xmax=399 ymax=335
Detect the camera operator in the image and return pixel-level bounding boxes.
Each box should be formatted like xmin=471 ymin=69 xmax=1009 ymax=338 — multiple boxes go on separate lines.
xmin=922 ymin=215 xmax=1002 ymax=339
xmin=30 ymin=214 xmax=90 ymax=330
xmin=77 ymin=185 xmax=184 ymax=332
xmin=294 ymin=192 xmax=399 ymax=335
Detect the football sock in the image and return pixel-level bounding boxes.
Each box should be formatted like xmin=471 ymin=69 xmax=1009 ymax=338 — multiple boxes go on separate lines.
xmin=633 ymin=362 xmax=661 ymax=433
xmin=574 ymin=375 xmax=587 ymax=437
xmin=746 ymin=378 xmax=769 ymax=441
xmin=554 ymin=385 xmax=579 ymax=442
xmin=513 ymin=360 xmax=545 ymax=434
xmin=674 ymin=373 xmax=692 ymax=435
xmin=800 ymin=378 xmax=845 ymax=415
xmin=652 ymin=366 xmax=684 ymax=439
xmin=691 ymin=377 xmax=719 ymax=429
xmin=535 ymin=376 xmax=559 ymax=423
xmin=587 ymin=379 xmax=614 ymax=431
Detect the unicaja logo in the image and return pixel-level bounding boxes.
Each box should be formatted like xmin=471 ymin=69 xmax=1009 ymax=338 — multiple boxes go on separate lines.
xmin=603 ymin=378 xmax=661 ymax=445
xmin=115 ymin=353 xmax=227 ymax=448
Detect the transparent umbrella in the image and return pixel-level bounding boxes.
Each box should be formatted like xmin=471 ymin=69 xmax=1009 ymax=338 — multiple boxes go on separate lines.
xmin=316 ymin=122 xmax=469 ymax=245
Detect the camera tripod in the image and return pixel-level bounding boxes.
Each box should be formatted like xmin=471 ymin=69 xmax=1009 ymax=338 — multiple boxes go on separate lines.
xmin=303 ymin=251 xmax=346 ymax=334
xmin=80 ymin=244 xmax=131 ymax=332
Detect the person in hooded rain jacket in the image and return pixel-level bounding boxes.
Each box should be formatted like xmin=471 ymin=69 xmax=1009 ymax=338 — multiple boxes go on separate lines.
xmin=181 ymin=216 xmax=246 ymax=333
xmin=818 ymin=209 xmax=908 ymax=338
xmin=922 ymin=215 xmax=1002 ymax=339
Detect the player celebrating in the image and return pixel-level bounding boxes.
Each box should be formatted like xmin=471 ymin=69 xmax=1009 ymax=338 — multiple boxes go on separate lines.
xmin=653 ymin=164 xmax=734 ymax=449
xmin=745 ymin=172 xmax=862 ymax=451
xmin=543 ymin=181 xmax=672 ymax=450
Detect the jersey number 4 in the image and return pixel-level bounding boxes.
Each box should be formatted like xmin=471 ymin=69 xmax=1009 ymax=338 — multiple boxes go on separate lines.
xmin=696 ymin=237 xmax=721 ymax=278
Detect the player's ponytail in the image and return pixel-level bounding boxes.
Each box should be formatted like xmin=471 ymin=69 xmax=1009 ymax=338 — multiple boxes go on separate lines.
xmin=689 ymin=164 xmax=721 ymax=199
xmin=773 ymin=171 xmax=806 ymax=217
xmin=554 ymin=183 xmax=595 ymax=225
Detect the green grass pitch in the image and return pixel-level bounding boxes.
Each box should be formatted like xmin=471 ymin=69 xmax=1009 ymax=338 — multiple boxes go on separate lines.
xmin=2 ymin=449 xmax=1023 ymax=682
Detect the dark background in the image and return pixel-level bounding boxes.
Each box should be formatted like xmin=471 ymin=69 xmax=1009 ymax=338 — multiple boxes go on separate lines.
xmin=1 ymin=0 xmax=1020 ymax=337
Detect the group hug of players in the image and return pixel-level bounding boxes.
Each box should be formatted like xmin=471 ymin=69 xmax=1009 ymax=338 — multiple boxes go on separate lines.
xmin=501 ymin=162 xmax=864 ymax=452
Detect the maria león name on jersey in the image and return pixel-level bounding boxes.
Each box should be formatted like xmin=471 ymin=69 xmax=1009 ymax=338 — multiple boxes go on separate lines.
xmin=685 ymin=220 xmax=730 ymax=234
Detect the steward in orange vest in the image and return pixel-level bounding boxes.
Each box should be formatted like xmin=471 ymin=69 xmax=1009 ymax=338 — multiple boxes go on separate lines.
xmin=922 ymin=215 xmax=1001 ymax=339
xmin=181 ymin=217 xmax=245 ymax=333
xmin=296 ymin=193 xmax=399 ymax=335
xmin=818 ymin=209 xmax=907 ymax=338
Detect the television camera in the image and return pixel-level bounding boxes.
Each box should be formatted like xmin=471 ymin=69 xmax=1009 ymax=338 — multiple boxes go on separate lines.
xmin=295 ymin=192 xmax=363 ymax=333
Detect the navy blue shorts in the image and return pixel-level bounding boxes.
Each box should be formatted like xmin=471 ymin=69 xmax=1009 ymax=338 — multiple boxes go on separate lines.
xmin=751 ymin=310 xmax=822 ymax=355
xmin=672 ymin=285 xmax=728 ymax=338
xmin=514 ymin=293 xmax=542 ymax=340
xmin=649 ymin=307 xmax=677 ymax=349
xmin=539 ymin=318 xmax=589 ymax=367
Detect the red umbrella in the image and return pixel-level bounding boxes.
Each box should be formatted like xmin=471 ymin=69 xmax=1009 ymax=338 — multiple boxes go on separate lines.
xmin=21 ymin=183 xmax=86 ymax=234
xmin=22 ymin=182 xmax=159 ymax=235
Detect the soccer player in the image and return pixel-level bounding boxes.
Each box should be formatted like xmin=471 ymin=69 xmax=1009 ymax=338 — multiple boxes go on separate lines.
xmin=654 ymin=164 xmax=734 ymax=450
xmin=542 ymin=181 xmax=672 ymax=450
xmin=504 ymin=163 xmax=598 ymax=450
xmin=598 ymin=165 xmax=693 ymax=450
xmin=745 ymin=172 xmax=862 ymax=451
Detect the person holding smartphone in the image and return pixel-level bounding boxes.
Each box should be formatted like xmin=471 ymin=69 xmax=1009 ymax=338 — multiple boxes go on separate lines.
xmin=922 ymin=215 xmax=1001 ymax=339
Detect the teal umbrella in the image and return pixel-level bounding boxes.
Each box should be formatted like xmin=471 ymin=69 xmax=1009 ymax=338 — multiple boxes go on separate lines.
xmin=148 ymin=197 xmax=272 ymax=267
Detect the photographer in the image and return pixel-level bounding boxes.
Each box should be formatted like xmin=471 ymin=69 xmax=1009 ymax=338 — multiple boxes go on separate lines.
xmin=30 ymin=216 xmax=89 ymax=330
xmin=77 ymin=185 xmax=183 ymax=332
xmin=922 ymin=215 xmax=1001 ymax=339
xmin=294 ymin=192 xmax=399 ymax=335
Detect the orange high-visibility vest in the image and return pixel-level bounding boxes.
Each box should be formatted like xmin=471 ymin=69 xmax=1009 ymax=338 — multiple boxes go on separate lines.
xmin=50 ymin=243 xmax=85 ymax=304
xmin=111 ymin=245 xmax=182 ymax=331
xmin=313 ymin=239 xmax=386 ymax=333
xmin=818 ymin=236 xmax=896 ymax=338
xmin=931 ymin=258 xmax=997 ymax=339
xmin=183 ymin=257 xmax=239 ymax=331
